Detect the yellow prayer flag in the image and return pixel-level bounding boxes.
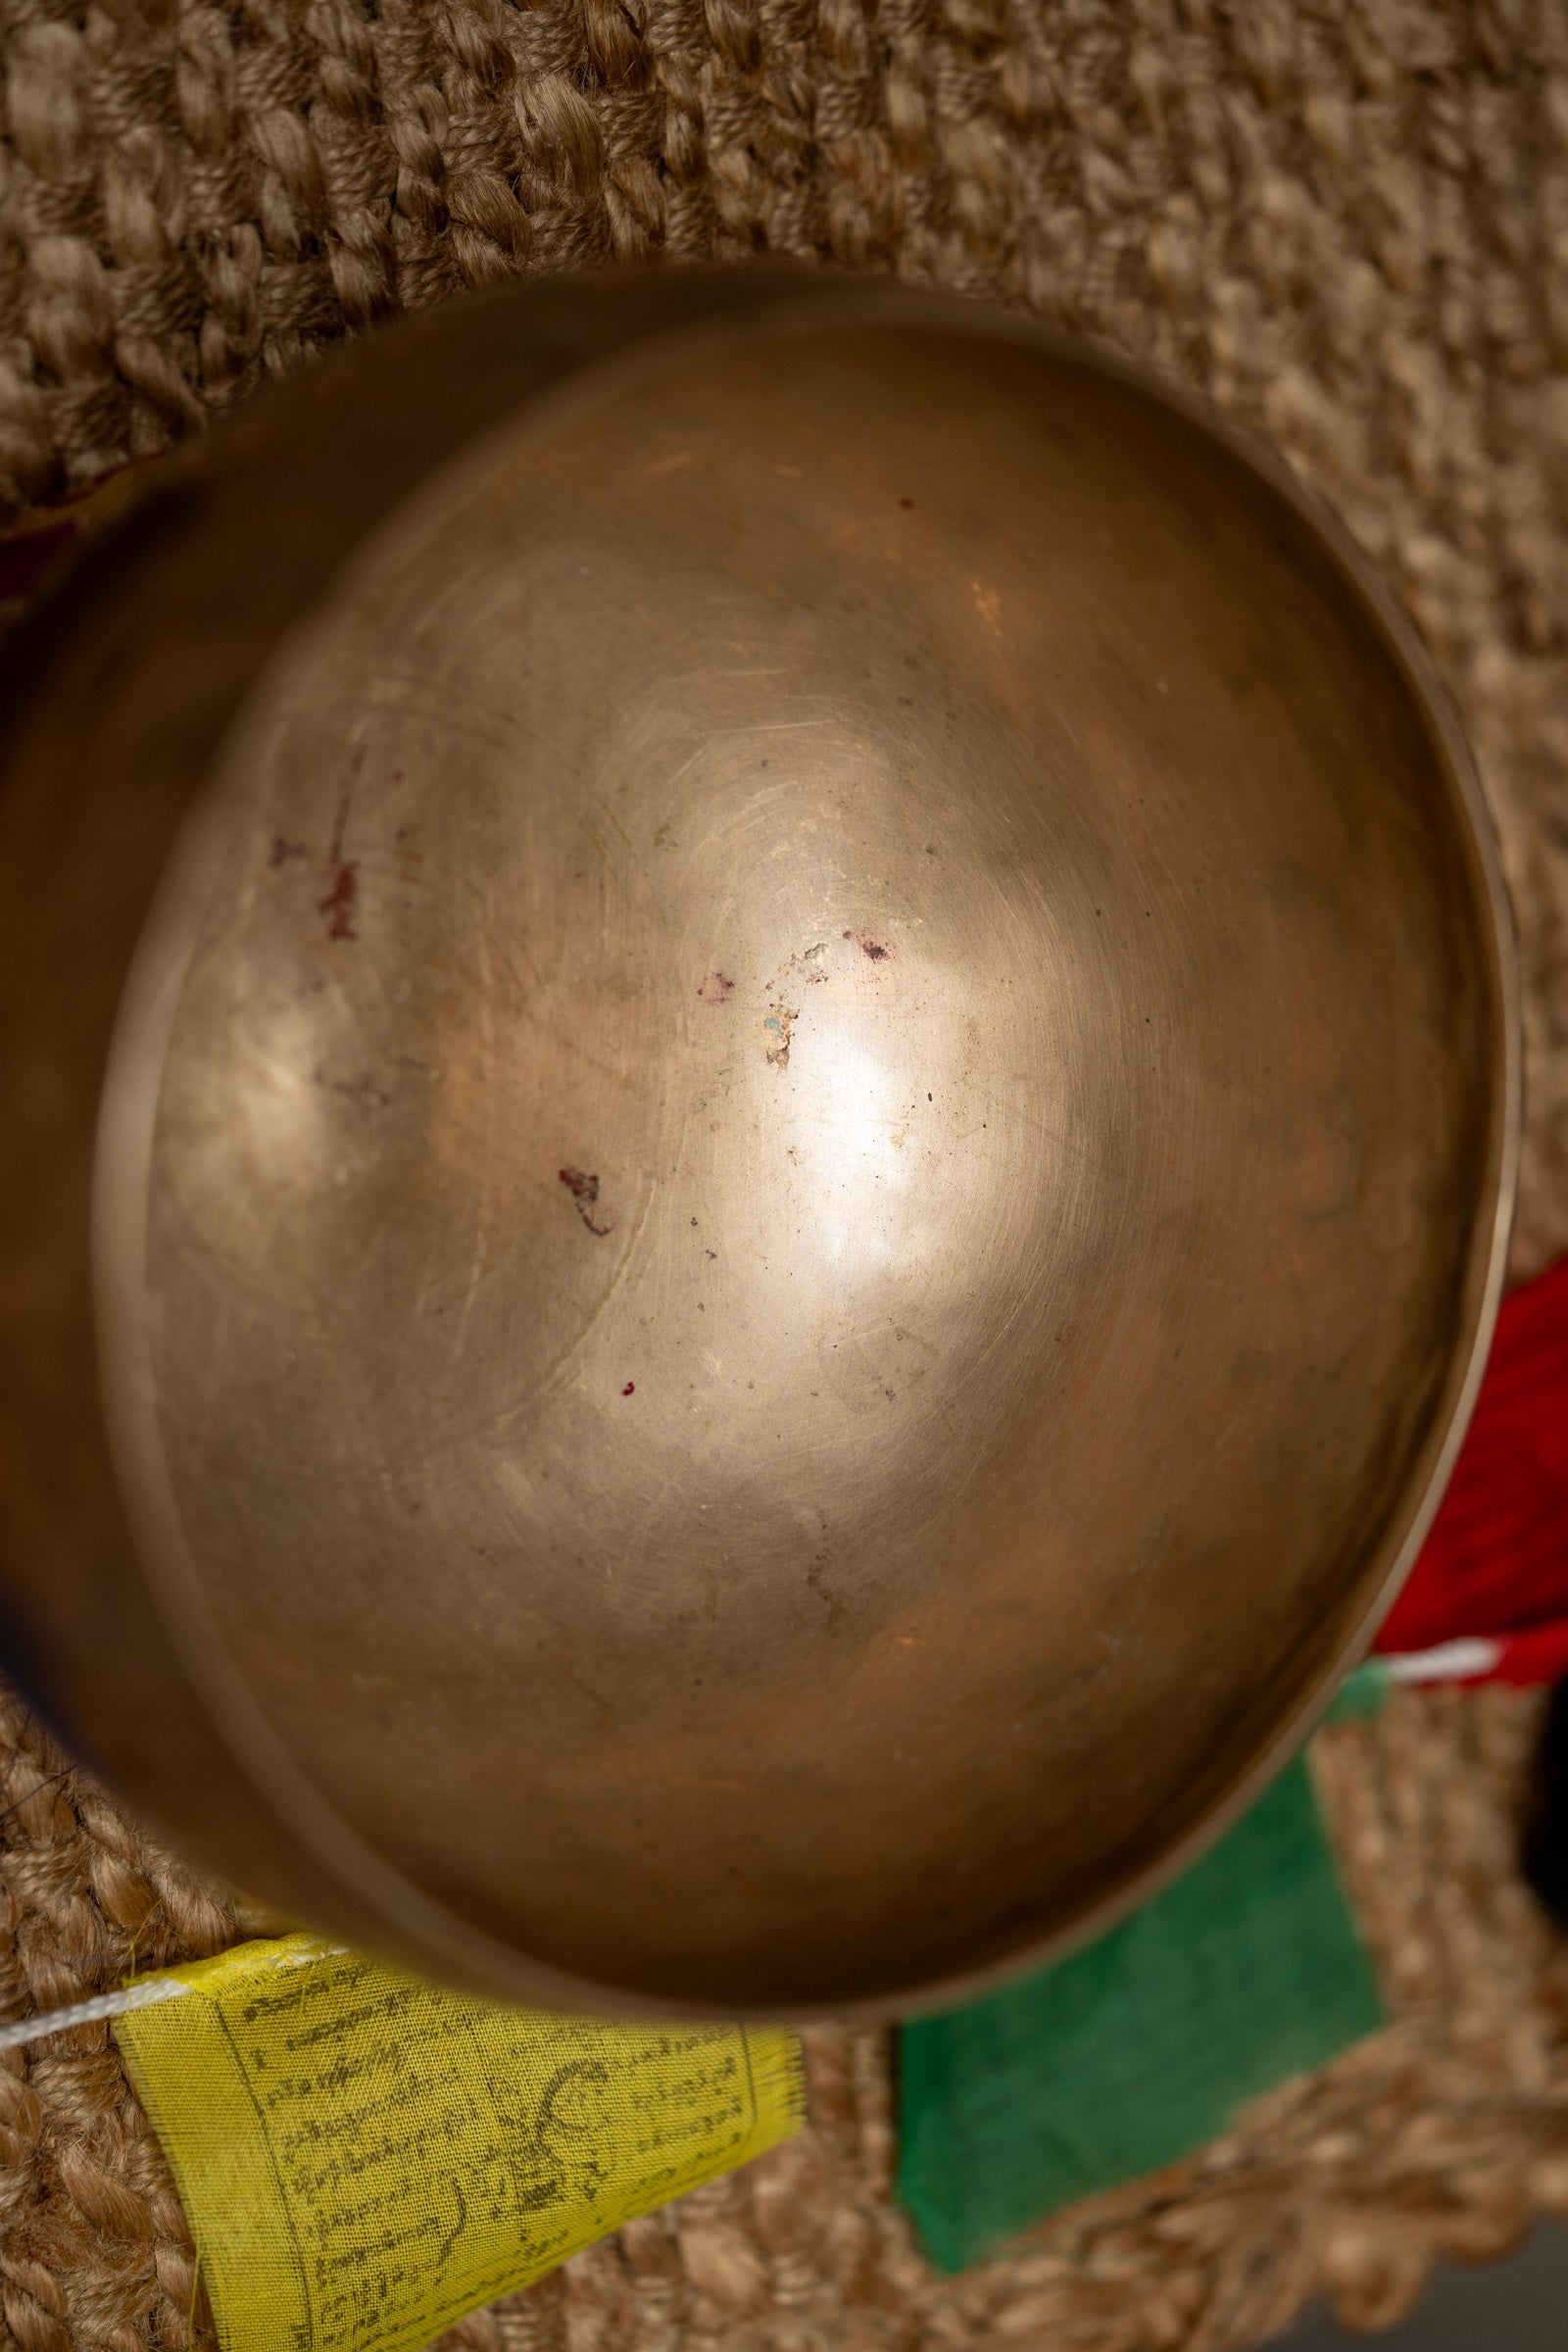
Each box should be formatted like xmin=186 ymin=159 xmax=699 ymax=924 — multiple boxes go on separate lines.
xmin=117 ymin=1935 xmax=803 ymax=2352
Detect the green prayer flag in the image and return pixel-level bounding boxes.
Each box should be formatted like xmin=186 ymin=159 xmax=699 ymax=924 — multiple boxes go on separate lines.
xmin=896 ymin=1749 xmax=1383 ymax=2271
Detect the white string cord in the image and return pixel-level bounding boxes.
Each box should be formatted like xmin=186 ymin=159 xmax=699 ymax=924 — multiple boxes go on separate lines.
xmin=1381 ymin=1637 xmax=1503 ymax=1685
xmin=0 ymin=1974 xmax=191 ymax=2053
xmin=0 ymin=1938 xmax=349 ymax=2056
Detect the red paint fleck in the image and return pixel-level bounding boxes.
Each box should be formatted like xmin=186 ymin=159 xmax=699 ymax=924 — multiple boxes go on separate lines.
xmin=622 ymin=1381 xmax=635 ymax=1396
xmin=697 ymin=970 xmax=735 ymax=1005
xmin=270 ymin=836 xmax=305 ymax=866
xmin=559 ymin=1165 xmax=612 ymax=1237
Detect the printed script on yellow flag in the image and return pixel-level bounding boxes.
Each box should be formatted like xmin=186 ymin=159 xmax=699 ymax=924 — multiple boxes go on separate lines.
xmin=117 ymin=1935 xmax=804 ymax=2352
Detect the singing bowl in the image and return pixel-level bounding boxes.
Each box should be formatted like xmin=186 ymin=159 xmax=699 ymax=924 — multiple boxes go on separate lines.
xmin=0 ymin=269 xmax=1517 ymax=2018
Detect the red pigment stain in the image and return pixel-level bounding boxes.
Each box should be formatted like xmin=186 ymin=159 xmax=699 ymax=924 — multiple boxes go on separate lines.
xmin=270 ymin=837 xmax=305 ymax=866
xmin=318 ymin=862 xmax=359 ymax=939
xmin=899 ymin=496 xmax=915 ymax=510
xmin=319 ymin=752 xmax=365 ymax=941
xmin=697 ymin=971 xmax=735 ymax=1004
xmin=559 ymin=1166 xmax=612 ymax=1237
xmin=622 ymin=1381 xmax=635 ymax=1396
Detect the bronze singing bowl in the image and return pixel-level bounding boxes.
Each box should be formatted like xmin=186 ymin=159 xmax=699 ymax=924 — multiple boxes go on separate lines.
xmin=0 ymin=270 xmax=1517 ymax=2018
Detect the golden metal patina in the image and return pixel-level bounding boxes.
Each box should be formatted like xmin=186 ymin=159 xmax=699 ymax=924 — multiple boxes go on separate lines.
xmin=0 ymin=271 xmax=1517 ymax=2017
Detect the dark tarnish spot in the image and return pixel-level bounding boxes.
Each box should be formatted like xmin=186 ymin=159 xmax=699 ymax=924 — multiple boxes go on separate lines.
xmin=323 ymin=1069 xmax=392 ymax=1114
xmin=806 ymin=1553 xmax=848 ymax=1633
xmin=761 ymin=1004 xmax=798 ymax=1069
xmin=270 ymin=837 xmax=305 ymax=866
xmin=766 ymin=944 xmax=829 ymax=996
xmin=696 ymin=970 xmax=735 ymax=1005
xmin=899 ymin=496 xmax=915 ymax=510
xmin=559 ymin=1166 xmax=612 ymax=1237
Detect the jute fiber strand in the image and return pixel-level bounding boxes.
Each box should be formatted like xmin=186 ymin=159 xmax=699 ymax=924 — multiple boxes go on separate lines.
xmin=3 ymin=2 xmax=1568 ymax=2348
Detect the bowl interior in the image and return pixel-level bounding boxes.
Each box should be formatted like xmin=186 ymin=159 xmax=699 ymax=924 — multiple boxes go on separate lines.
xmin=100 ymin=311 xmax=1508 ymax=2013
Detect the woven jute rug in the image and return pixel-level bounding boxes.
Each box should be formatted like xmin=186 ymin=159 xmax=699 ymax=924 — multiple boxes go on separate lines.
xmin=4 ymin=3 xmax=1568 ymax=2348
